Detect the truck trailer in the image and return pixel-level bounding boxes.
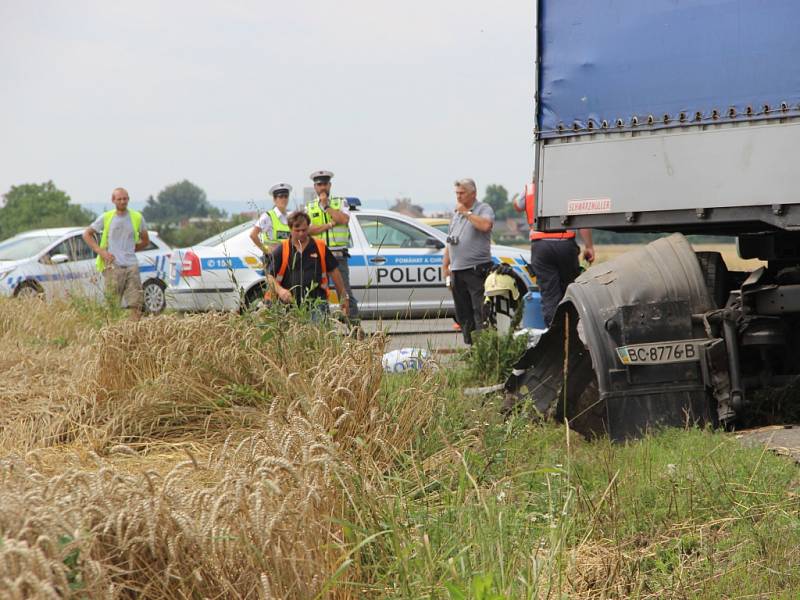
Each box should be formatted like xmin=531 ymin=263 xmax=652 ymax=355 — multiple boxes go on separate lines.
xmin=506 ymin=0 xmax=800 ymax=439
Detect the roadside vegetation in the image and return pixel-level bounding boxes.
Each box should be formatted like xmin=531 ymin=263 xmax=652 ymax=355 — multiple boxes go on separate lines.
xmin=1 ymin=298 xmax=798 ymax=598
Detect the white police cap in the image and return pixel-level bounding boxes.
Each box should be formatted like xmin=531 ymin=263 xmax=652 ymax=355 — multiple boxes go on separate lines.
xmin=310 ymin=170 xmax=334 ymax=183
xmin=268 ymin=182 xmax=292 ymax=196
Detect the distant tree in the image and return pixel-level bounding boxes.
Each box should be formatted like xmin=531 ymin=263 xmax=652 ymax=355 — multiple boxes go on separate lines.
xmin=389 ymin=197 xmax=425 ymax=217
xmin=482 ymin=184 xmax=515 ymax=219
xmin=0 ymin=181 xmax=95 ymax=241
xmin=142 ymin=180 xmax=224 ymax=224
xmin=157 ymin=214 xmax=251 ymax=248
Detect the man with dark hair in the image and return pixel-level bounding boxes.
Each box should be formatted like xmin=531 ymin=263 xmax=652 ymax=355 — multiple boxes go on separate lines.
xmin=442 ymin=178 xmax=495 ymax=345
xmin=266 ymin=211 xmax=349 ymax=318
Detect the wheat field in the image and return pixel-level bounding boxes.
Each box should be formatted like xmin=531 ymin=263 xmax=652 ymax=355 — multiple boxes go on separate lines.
xmin=594 ymin=243 xmax=764 ymax=271
xmin=0 ymin=299 xmax=438 ymax=598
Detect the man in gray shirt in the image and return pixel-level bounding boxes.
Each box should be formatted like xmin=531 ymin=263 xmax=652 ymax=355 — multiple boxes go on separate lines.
xmin=443 ymin=178 xmax=495 ymax=344
xmin=83 ymin=187 xmax=149 ymax=319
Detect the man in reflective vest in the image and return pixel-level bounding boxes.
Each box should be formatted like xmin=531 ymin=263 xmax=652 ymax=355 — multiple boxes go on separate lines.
xmin=250 ymin=182 xmax=293 ymax=267
xmin=306 ymin=170 xmax=358 ymax=318
xmin=266 ymin=211 xmax=349 ymax=319
xmin=82 ymin=187 xmax=150 ymax=320
xmin=515 ymin=182 xmax=595 ymax=327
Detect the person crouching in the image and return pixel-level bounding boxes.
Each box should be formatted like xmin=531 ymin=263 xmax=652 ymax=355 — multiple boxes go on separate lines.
xmin=266 ymin=211 xmax=350 ymax=320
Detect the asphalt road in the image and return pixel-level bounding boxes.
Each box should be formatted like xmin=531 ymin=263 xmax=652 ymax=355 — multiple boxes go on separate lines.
xmin=360 ymin=318 xmax=467 ymax=353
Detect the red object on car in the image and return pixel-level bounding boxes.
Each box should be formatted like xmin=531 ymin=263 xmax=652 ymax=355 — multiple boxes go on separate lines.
xmin=181 ymin=251 xmax=202 ymax=277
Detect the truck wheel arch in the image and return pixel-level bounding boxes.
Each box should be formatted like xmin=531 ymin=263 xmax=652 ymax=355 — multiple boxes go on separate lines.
xmin=506 ymin=234 xmax=717 ymax=440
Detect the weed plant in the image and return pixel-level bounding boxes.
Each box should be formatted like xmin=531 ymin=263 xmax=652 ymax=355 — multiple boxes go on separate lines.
xmin=458 ymin=329 xmax=528 ymax=386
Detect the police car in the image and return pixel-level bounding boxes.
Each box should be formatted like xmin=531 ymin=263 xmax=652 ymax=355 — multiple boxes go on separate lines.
xmin=416 ymin=217 xmax=451 ymax=234
xmin=0 ymin=227 xmax=172 ymax=313
xmin=166 ymin=208 xmax=533 ymax=317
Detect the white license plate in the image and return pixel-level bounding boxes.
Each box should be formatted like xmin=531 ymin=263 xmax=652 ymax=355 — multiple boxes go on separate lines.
xmin=616 ymin=339 xmax=705 ymax=365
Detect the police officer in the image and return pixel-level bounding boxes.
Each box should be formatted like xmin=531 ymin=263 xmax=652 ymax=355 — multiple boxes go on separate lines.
xmin=306 ymin=170 xmax=358 ymax=318
xmin=250 ymin=183 xmax=292 ymax=256
xmin=250 ymin=183 xmax=292 ymax=264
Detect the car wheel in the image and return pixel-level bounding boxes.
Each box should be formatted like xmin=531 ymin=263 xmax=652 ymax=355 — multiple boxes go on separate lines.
xmin=15 ymin=281 xmax=43 ymax=299
xmin=243 ymin=283 xmax=267 ymax=311
xmin=142 ymin=279 xmax=166 ymax=314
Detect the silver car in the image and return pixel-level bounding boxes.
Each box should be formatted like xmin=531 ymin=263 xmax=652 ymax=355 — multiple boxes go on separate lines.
xmin=0 ymin=227 xmax=171 ymax=313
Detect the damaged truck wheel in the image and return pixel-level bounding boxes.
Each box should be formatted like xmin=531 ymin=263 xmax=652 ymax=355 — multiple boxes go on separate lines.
xmin=505 ymin=234 xmax=719 ymax=441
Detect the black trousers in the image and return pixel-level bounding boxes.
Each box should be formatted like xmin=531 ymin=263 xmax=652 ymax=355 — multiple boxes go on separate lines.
xmin=331 ymin=249 xmax=359 ymax=318
xmin=451 ymin=262 xmax=492 ymax=345
xmin=530 ymin=239 xmax=580 ymax=326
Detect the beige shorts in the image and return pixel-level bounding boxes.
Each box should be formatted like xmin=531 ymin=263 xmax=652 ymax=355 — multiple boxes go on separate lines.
xmin=103 ymin=264 xmax=143 ymax=309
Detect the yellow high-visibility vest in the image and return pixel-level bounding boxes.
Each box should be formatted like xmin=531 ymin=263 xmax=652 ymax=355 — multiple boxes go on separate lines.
xmin=260 ymin=208 xmax=290 ymax=245
xmin=95 ymin=209 xmax=142 ymax=271
xmin=307 ymin=197 xmax=350 ymax=248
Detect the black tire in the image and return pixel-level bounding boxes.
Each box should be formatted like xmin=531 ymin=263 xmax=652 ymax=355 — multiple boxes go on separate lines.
xmin=243 ymin=283 xmax=267 ymax=311
xmin=505 ymin=307 xmax=606 ymax=438
xmin=696 ymin=251 xmax=730 ymax=309
xmin=14 ymin=281 xmax=43 ymax=299
xmin=142 ymin=279 xmax=166 ymax=314
xmin=555 ymin=330 xmax=608 ymax=439
xmin=553 ymin=349 xmax=606 ymax=439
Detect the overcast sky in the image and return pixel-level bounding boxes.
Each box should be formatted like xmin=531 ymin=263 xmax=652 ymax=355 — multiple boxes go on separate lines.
xmin=0 ymin=1 xmax=535 ymax=213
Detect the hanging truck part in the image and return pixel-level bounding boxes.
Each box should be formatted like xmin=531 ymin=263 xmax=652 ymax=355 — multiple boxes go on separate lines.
xmin=507 ymin=0 xmax=800 ymax=439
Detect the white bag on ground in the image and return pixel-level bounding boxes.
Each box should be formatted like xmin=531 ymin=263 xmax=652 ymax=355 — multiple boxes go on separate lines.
xmin=382 ymin=348 xmax=433 ymax=373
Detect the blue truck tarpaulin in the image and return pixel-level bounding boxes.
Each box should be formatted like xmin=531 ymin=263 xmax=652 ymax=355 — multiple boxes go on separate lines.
xmin=537 ymin=0 xmax=800 ymax=137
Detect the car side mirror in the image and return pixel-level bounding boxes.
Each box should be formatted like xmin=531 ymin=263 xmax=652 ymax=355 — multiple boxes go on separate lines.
xmin=50 ymin=253 xmax=70 ymax=264
xmin=425 ymin=237 xmax=445 ymax=249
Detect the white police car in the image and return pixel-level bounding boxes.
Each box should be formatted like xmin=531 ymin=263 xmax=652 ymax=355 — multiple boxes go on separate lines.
xmin=166 ymin=208 xmax=533 ymax=317
xmin=165 ymin=222 xmax=263 ymax=311
xmin=0 ymin=227 xmax=171 ymax=313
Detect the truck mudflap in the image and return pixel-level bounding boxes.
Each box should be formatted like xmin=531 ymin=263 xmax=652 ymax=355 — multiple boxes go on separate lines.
xmin=504 ymin=234 xmax=725 ymax=440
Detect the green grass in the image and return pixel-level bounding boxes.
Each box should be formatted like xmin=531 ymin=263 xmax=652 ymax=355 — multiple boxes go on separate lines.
xmin=70 ymin=292 xmax=127 ymax=327
xmin=456 ymin=329 xmax=528 ymax=386
xmin=339 ymin=365 xmax=800 ymax=599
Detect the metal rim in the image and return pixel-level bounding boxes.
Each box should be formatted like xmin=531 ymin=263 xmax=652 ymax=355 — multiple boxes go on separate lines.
xmin=143 ymin=281 xmax=165 ymax=314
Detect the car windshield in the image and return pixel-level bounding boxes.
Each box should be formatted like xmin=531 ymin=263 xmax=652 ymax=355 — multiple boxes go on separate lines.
xmin=0 ymin=234 xmax=59 ymax=261
xmin=197 ymin=222 xmax=252 ymax=248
